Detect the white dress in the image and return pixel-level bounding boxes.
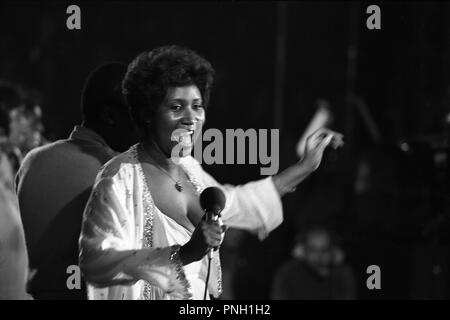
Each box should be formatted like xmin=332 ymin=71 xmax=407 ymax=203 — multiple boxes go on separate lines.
xmin=78 ymin=144 xmax=283 ymax=300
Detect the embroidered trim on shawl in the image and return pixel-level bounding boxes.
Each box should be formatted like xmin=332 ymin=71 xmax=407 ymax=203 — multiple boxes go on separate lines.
xmin=179 ymin=158 xmax=223 ymax=298
xmin=133 ymin=144 xmax=154 ymax=300
xmin=167 ymin=245 xmax=192 ymax=299
xmin=134 ymin=144 xmax=192 ymax=300
xmin=212 ymin=251 xmax=223 ymax=297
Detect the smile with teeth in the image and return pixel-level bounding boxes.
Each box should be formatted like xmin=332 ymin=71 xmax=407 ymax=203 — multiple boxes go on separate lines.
xmin=177 ymin=130 xmax=195 ymax=146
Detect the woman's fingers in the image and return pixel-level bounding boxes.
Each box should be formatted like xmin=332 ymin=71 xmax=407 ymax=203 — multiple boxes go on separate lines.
xmin=204 ymin=232 xmax=222 ymax=247
xmin=317 ymin=134 xmax=334 ymax=153
xmin=308 ymin=128 xmax=344 ymax=150
xmin=331 ymin=135 xmax=344 ymax=149
xmin=310 ymin=128 xmax=343 ymax=141
xmin=201 ymin=220 xmax=224 ymax=247
xmin=202 ymin=220 xmax=222 ymax=232
xmin=206 ymin=236 xmax=222 ymax=247
xmin=309 ymin=128 xmax=332 ymax=141
xmin=204 ymin=226 xmax=222 ymax=239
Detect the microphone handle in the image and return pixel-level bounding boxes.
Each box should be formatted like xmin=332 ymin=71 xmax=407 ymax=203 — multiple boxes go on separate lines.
xmin=206 ymin=210 xmax=220 ymax=259
xmin=208 ymin=248 xmax=214 ymax=259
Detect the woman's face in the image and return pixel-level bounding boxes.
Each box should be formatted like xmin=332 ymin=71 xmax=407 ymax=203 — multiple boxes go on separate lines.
xmin=148 ymin=85 xmax=205 ymax=158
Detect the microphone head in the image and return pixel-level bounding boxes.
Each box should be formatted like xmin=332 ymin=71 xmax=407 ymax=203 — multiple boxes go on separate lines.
xmin=199 ymin=186 xmax=226 ymax=214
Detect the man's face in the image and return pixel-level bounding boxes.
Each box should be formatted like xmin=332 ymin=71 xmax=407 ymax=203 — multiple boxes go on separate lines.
xmin=304 ymin=231 xmax=333 ymax=274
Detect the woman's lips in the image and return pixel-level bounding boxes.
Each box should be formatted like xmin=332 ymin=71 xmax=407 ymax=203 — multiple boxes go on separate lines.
xmin=176 ymin=129 xmax=194 ymax=147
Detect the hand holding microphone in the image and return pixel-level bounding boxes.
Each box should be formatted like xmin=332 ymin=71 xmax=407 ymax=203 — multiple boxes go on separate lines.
xmin=179 ymin=187 xmax=226 ymax=265
xmin=200 ymin=186 xmax=226 ymax=258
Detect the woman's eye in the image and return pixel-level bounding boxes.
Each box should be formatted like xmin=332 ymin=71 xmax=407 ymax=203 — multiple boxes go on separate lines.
xmin=193 ymin=104 xmax=204 ymax=110
xmin=170 ymin=105 xmax=182 ymax=111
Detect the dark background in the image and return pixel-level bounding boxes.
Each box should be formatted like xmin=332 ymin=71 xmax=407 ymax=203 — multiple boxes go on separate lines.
xmin=1 ymin=1 xmax=450 ymax=299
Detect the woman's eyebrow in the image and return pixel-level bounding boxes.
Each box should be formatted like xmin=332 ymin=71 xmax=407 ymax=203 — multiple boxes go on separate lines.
xmin=169 ymin=97 xmax=202 ymax=103
xmin=166 ymin=98 xmax=185 ymax=104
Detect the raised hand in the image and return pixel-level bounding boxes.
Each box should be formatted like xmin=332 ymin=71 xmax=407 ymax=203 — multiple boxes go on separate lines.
xmin=272 ymin=128 xmax=344 ymax=196
xmin=300 ymin=128 xmax=344 ymax=172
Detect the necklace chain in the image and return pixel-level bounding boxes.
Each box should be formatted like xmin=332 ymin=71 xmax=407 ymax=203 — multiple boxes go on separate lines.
xmin=140 ymin=143 xmax=184 ymax=192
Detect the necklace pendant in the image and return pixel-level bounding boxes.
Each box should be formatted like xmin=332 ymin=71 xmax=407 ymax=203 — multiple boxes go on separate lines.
xmin=175 ymin=182 xmax=183 ymax=192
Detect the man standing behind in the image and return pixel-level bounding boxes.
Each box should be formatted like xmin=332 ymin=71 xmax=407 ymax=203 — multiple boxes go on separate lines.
xmin=16 ymin=63 xmax=138 ymax=299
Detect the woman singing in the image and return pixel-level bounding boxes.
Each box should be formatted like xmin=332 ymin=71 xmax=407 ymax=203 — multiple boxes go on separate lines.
xmin=78 ymin=45 xmax=343 ymax=300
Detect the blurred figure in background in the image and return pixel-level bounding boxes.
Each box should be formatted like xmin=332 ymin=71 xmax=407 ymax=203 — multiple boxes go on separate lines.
xmin=0 ymin=80 xmax=49 ymax=173
xmin=0 ymin=80 xmax=31 ymax=299
xmin=15 ymin=62 xmax=138 ymax=299
xmin=271 ymin=225 xmax=356 ymax=300
xmin=0 ymin=80 xmax=25 ymax=176
xmin=9 ymin=101 xmax=49 ymax=169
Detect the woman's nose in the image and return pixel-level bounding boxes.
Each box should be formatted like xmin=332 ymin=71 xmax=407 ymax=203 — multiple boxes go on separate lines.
xmin=181 ymin=107 xmax=196 ymax=124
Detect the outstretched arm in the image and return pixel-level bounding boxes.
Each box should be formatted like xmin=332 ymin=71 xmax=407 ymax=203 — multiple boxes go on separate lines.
xmin=194 ymin=128 xmax=343 ymax=240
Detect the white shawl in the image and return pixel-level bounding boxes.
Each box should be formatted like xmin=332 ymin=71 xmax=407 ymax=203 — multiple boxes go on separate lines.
xmin=78 ymin=144 xmax=283 ymax=300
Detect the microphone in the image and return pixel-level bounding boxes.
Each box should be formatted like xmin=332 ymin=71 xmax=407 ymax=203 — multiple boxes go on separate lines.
xmin=199 ymin=186 xmax=226 ymax=258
